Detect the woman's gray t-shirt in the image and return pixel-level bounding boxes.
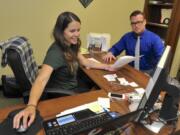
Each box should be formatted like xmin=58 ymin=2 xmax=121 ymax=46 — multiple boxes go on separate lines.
xmin=43 ymin=43 xmax=78 ymax=90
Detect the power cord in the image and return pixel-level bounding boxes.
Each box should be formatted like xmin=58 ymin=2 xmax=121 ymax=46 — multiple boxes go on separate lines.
xmin=141 ymin=109 xmax=178 ymax=134
xmin=103 ymin=123 xmax=133 ymax=135
xmin=118 ymin=123 xmax=133 ymax=135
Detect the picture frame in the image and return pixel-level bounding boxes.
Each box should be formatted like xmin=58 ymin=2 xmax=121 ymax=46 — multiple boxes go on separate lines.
xmin=87 ymin=33 xmax=111 ymax=52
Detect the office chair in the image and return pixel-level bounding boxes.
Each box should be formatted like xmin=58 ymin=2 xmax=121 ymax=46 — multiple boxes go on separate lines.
xmin=9 ymin=51 xmax=83 ymax=103
xmin=6 ymin=49 xmax=32 ymax=99
xmin=0 ymin=36 xmax=78 ymax=103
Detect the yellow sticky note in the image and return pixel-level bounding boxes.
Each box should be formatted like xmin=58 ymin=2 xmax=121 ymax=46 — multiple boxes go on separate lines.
xmin=87 ymin=101 xmax=104 ymax=113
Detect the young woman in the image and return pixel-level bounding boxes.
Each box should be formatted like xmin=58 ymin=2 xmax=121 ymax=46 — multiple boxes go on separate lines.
xmin=13 ymin=11 xmax=114 ymax=129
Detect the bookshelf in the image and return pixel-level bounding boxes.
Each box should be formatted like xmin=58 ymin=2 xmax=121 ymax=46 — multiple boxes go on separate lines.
xmin=143 ymin=0 xmax=180 ymax=63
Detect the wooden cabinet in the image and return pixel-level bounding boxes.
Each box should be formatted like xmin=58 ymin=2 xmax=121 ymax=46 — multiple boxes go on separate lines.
xmin=143 ymin=0 xmax=180 ymax=62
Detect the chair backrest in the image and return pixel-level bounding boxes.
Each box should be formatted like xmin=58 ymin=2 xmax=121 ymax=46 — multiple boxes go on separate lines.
xmin=7 ymin=49 xmax=32 ymax=93
xmin=0 ymin=36 xmax=38 ymax=101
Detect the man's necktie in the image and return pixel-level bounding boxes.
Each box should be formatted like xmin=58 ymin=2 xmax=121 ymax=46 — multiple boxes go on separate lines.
xmin=135 ymin=36 xmax=140 ymax=70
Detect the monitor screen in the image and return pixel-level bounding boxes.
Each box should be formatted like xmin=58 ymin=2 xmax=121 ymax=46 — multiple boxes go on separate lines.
xmin=137 ymin=45 xmax=171 ymax=121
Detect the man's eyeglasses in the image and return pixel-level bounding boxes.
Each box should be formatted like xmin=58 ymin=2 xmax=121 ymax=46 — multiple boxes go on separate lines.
xmin=131 ymin=20 xmax=144 ymax=25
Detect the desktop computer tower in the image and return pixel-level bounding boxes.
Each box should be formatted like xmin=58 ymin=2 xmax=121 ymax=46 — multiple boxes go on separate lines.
xmin=159 ymin=93 xmax=179 ymax=122
xmin=159 ymin=76 xmax=180 ymax=122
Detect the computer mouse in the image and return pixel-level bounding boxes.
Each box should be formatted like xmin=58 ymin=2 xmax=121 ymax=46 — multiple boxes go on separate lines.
xmin=16 ymin=118 xmax=27 ymax=133
xmin=0 ymin=108 xmax=43 ymax=135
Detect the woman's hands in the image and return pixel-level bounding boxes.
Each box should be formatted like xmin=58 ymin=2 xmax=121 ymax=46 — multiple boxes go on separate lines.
xmin=103 ymin=64 xmax=117 ymax=72
xmin=13 ymin=105 xmax=36 ymax=130
xmin=78 ymin=52 xmax=117 ymax=71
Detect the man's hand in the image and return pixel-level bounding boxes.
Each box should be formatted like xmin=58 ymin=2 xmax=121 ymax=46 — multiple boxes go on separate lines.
xmin=102 ymin=52 xmax=116 ymax=63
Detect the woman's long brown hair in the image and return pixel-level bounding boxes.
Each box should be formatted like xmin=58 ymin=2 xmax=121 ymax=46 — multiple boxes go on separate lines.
xmin=53 ymin=12 xmax=81 ymax=74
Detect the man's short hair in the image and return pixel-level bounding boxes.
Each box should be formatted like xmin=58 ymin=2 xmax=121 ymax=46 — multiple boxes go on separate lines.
xmin=130 ymin=10 xmax=145 ymax=19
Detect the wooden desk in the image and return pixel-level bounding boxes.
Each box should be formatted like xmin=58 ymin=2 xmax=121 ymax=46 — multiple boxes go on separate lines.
xmin=0 ymin=53 xmax=178 ymax=135
xmin=0 ymin=90 xmax=132 ymax=135
xmin=0 ymin=90 xmax=151 ymax=135
xmin=82 ymin=53 xmax=149 ymax=93
xmin=0 ymin=90 xmax=176 ymax=135
xmin=81 ymin=53 xmax=180 ymax=134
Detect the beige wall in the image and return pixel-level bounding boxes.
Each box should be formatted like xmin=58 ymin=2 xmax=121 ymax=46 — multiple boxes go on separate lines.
xmin=170 ymin=37 xmax=180 ymax=77
xmin=0 ymin=0 xmax=144 ymax=82
xmin=0 ymin=0 xmax=179 ymax=85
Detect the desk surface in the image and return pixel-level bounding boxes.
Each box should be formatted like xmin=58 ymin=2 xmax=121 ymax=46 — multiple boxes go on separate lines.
xmin=82 ymin=53 xmax=149 ymax=93
xmin=0 ymin=53 xmax=179 ymax=135
xmin=0 ymin=90 xmax=178 ymax=135
xmin=0 ymin=90 xmax=131 ymax=135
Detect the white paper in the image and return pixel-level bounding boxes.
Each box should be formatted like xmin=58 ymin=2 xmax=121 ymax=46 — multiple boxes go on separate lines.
xmin=135 ymin=88 xmax=145 ymax=94
xmin=56 ymin=100 xmax=107 ymax=117
xmin=129 ymin=82 xmax=139 ymax=87
xmin=117 ymin=77 xmax=129 ymax=85
xmin=98 ymin=97 xmax=110 ymax=109
xmin=103 ymin=74 xmax=117 ymax=81
xmin=143 ymin=121 xmax=164 ymax=133
xmin=129 ymin=102 xmax=139 ymax=112
xmin=111 ymin=55 xmax=141 ymax=69
xmin=56 ymin=102 xmax=91 ymax=117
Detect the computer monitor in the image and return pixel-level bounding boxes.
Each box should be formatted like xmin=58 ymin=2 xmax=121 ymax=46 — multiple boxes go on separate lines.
xmin=137 ymin=45 xmax=172 ymax=121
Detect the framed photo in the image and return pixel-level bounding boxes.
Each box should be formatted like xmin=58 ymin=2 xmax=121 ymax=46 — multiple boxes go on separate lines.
xmin=87 ymin=33 xmax=111 ymax=52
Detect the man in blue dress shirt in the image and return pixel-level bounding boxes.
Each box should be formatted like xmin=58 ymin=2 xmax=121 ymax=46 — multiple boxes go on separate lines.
xmin=103 ymin=10 xmax=164 ymax=76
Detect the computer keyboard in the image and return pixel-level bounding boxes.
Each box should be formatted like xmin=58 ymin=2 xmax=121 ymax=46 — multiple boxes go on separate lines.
xmin=44 ymin=112 xmax=113 ymax=135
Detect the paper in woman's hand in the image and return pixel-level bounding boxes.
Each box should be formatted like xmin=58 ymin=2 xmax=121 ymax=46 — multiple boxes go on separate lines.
xmin=111 ymin=55 xmax=141 ymax=69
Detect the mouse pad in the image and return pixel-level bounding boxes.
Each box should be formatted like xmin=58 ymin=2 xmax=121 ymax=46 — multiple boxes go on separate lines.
xmin=0 ymin=108 xmax=43 ymax=135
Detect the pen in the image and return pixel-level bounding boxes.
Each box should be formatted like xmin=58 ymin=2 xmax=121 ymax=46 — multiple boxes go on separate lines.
xmin=103 ymin=107 xmax=109 ymax=113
